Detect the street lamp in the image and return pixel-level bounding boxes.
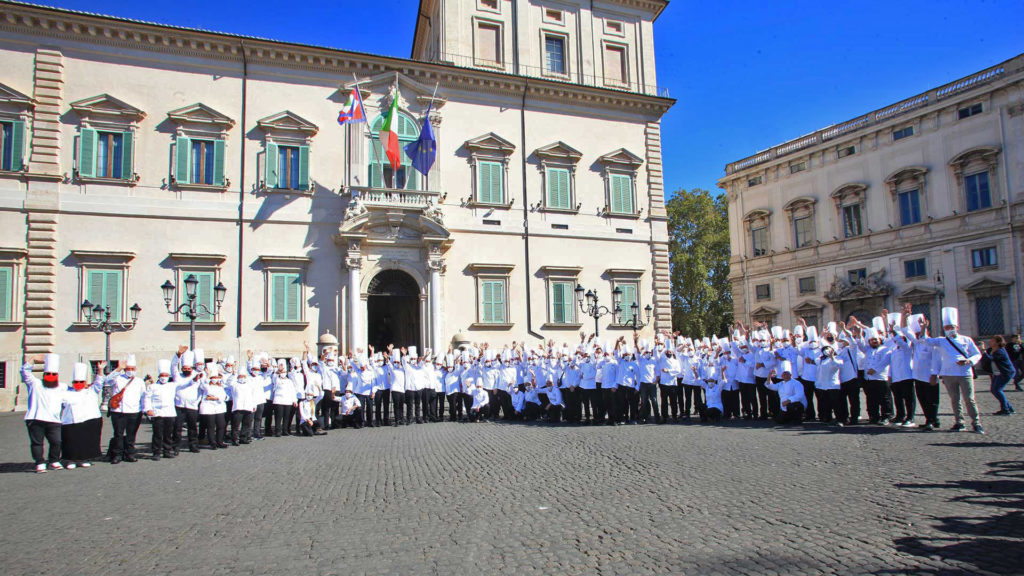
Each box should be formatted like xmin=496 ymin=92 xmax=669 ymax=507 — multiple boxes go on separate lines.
xmin=622 ymin=302 xmax=654 ymax=331
xmin=575 ymin=284 xmax=623 ymax=336
xmin=80 ymin=298 xmax=141 ymax=396
xmin=934 ymin=269 xmax=945 ymax=317
xmin=162 ymin=274 xmax=226 ymax=349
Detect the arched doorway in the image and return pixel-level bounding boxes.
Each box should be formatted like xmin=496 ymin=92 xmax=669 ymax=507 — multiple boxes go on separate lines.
xmin=367 ymin=269 xmax=421 ymax=350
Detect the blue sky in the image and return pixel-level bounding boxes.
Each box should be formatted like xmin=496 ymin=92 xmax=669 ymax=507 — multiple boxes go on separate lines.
xmin=28 ymin=0 xmax=1024 ymax=195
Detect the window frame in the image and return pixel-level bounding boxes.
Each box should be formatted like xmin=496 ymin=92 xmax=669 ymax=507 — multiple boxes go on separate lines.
xmin=612 ymin=279 xmax=641 ymax=326
xmin=897 ymin=188 xmax=922 ymax=226
xmin=842 ymin=203 xmax=863 ymax=238
xmin=468 ymin=264 xmax=514 ymax=329
xmin=892 ymin=125 xmax=914 ymax=141
xmin=797 ymin=276 xmax=816 ymax=295
xmin=964 ymin=171 xmax=992 ymax=212
xmin=539 ymin=266 xmax=583 ymax=329
xmin=71 ymin=250 xmax=134 ymax=325
xmin=165 ymin=253 xmax=226 ymax=326
xmin=257 ymin=255 xmax=311 ymax=327
xmin=542 ymin=32 xmax=569 ymax=77
xmin=545 ymin=166 xmax=572 ymax=210
xmin=957 ymin=102 xmax=983 ymax=120
xmin=0 ymin=259 xmax=20 ymax=324
xmin=472 ymin=17 xmax=504 ymax=69
xmin=368 ymin=112 xmax=420 ymax=192
xmin=607 ymin=172 xmax=636 ymax=215
xmin=755 ymin=283 xmax=771 ymax=301
xmin=848 ymin=268 xmax=867 ymax=285
xmin=750 ymin=224 xmax=768 ymax=257
xmin=903 ymin=258 xmax=927 ymax=280
xmin=476 ymin=159 xmax=507 ymax=205
xmin=0 ymin=119 xmax=27 ymax=172
xmin=971 ymin=246 xmax=998 ymax=270
xmin=601 ymin=41 xmax=629 ymax=87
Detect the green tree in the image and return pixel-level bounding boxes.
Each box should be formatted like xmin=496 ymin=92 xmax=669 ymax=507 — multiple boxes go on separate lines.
xmin=666 ymin=188 xmax=733 ymax=337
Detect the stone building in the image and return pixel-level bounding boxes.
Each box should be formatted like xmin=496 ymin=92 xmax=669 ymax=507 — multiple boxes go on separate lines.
xmin=0 ymin=0 xmax=674 ymax=409
xmin=719 ymin=53 xmax=1024 ymax=337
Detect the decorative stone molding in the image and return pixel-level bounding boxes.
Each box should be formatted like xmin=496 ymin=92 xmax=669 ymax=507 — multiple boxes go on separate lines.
xmin=70 ymin=93 xmax=146 ymax=125
xmin=825 ymin=268 xmax=891 ymax=302
xmin=256 ymin=110 xmax=319 ymax=141
xmin=949 ymin=145 xmax=1001 ymax=208
xmin=167 ymin=103 xmax=235 ymax=134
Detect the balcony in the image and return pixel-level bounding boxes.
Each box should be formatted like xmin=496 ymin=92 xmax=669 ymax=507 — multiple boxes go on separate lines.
xmin=342 ymin=186 xmax=445 ymax=224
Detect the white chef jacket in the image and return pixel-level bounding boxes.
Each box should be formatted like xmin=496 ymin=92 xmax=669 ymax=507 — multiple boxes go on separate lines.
xmin=470 ymin=387 xmax=489 ymax=410
xmin=106 ymin=371 xmax=145 ymax=414
xmin=766 ymin=377 xmax=806 ymax=410
xmin=198 ymin=383 xmax=228 ymax=415
xmin=925 ymin=334 xmax=982 ymax=377
xmin=143 ymin=380 xmax=181 ymax=418
xmin=61 ymin=376 xmax=103 ymax=424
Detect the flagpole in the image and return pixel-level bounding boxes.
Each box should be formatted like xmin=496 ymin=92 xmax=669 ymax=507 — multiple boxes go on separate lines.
xmin=426 ymin=81 xmax=438 ymax=191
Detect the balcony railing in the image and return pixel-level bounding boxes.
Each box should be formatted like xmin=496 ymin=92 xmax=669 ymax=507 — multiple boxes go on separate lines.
xmin=724 ymin=54 xmax=1024 ymax=176
xmin=346 ymin=186 xmax=440 ymax=209
xmin=418 ymin=51 xmax=671 ymax=99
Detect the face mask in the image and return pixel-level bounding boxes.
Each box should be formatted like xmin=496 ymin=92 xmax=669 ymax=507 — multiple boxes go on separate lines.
xmin=72 ymin=381 xmax=87 ymax=391
xmin=225 ymin=366 xmax=234 ymax=374
xmin=237 ymin=378 xmax=247 ymax=385
xmin=945 ymin=329 xmax=958 ymax=338
xmin=43 ymin=373 xmax=59 ymax=387
xmin=261 ymin=366 xmax=270 ymax=373
xmin=125 ymin=370 xmax=136 ymax=378
xmin=158 ymin=376 xmax=169 ymax=384
xmin=182 ymin=368 xmax=193 ymax=377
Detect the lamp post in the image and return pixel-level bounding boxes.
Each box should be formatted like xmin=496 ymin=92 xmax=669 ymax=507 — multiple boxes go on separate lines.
xmin=575 ymin=284 xmax=623 ymax=337
xmin=80 ymin=299 xmax=142 ymax=375
xmin=161 ymin=274 xmax=227 ymax=349
xmin=622 ymin=301 xmax=654 ymax=331
xmin=934 ymin=269 xmax=945 ymax=317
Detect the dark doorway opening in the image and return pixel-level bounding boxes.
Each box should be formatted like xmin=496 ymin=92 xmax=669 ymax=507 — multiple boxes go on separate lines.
xmin=367 ymin=269 xmax=421 ymax=351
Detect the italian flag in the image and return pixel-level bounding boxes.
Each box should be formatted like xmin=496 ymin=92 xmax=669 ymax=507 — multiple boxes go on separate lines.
xmin=379 ymin=95 xmax=401 ymax=171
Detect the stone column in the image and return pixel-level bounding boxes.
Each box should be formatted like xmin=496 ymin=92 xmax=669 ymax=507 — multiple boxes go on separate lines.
xmin=429 ymin=261 xmax=443 ymax=350
xmin=645 ymin=121 xmax=672 ymax=332
xmin=345 ymin=240 xmax=363 ymax=352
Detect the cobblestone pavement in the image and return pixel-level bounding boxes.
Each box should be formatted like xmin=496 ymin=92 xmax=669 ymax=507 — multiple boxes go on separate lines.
xmin=1 ymin=389 xmax=1022 ymax=576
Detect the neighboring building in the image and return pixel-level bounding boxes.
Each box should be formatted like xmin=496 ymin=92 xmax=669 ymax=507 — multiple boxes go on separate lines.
xmin=719 ymin=53 xmax=1024 ymax=338
xmin=0 ymin=0 xmax=674 ymax=409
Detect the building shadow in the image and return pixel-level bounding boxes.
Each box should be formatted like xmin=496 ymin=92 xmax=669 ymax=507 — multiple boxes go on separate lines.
xmin=888 ymin=460 xmax=1024 ymax=575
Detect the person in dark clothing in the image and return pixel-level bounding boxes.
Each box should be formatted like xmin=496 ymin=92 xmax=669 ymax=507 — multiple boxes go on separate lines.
xmin=985 ymin=336 xmax=1016 ymax=415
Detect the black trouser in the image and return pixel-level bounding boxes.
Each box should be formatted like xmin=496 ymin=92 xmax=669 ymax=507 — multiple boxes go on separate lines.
xmin=253 ymin=404 xmax=266 ymax=438
xmin=623 ymin=387 xmax=640 ymax=421
xmin=375 ymin=389 xmax=390 ymax=424
xmin=682 ymin=384 xmax=700 ymax=416
xmin=547 ymin=404 xmax=563 ymax=423
xmin=357 ymin=394 xmax=372 ymax=426
xmin=863 ymin=379 xmax=890 ymax=422
xmin=318 ymin=391 xmax=337 ymax=429
xmin=797 ymin=379 xmax=816 ymax=420
xmin=263 ymin=401 xmax=275 ymax=436
xmin=841 ymin=378 xmax=862 ymax=422
xmin=390 ymin=391 xmax=406 ymax=424
xmin=151 ymin=416 xmax=176 ymax=456
xmin=26 ymin=420 xmax=61 ymax=465
xmin=767 ymin=379 xmax=781 ymax=418
xmin=818 ymin=389 xmax=848 ymax=424
xmin=594 ymin=383 xmax=606 ymax=422
xmin=915 ymin=380 xmax=940 ymax=426
xmin=739 ymin=382 xmax=757 ymax=418
xmin=447 ymin=392 xmax=463 ymax=421
xmin=406 ymin=389 xmax=420 ymax=422
xmin=563 ymin=388 xmax=580 ymax=422
xmin=273 ymin=404 xmax=293 ymax=435
xmin=173 ymin=407 xmax=199 ymax=451
xmin=419 ymin=389 xmax=431 ymax=421
xmin=231 ymin=411 xmax=254 ymax=444
xmin=659 ymin=385 xmax=679 ymax=419
xmin=777 ymin=402 xmax=805 ymax=424
xmin=203 ymin=413 xmax=227 ymax=446
xmin=498 ymin=390 xmax=515 ymax=419
xmin=754 ymin=377 xmax=770 ymax=418
xmin=523 ymin=403 xmax=539 ymax=421
xmin=109 ymin=412 xmax=141 ymax=460
xmin=639 ymin=382 xmax=659 ymax=422
xmin=892 ymin=379 xmax=916 ymax=422
xmin=722 ymin=389 xmax=741 ymax=418
xmin=462 ymin=392 xmax=473 ymax=417
xmin=700 ymin=406 xmax=722 ymax=422
xmin=580 ymin=388 xmax=594 ymax=421
xmin=602 ymin=388 xmax=618 ymax=423
xmin=341 ymin=408 xmax=363 ymax=428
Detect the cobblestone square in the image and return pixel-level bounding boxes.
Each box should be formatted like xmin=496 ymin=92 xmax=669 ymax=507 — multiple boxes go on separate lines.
xmin=1 ymin=390 xmax=1022 ymax=576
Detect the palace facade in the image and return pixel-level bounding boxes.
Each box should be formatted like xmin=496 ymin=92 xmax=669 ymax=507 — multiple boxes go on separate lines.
xmin=0 ymin=0 xmax=674 ymax=409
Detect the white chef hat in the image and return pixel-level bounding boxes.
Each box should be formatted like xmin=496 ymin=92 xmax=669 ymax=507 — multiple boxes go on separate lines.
xmin=805 ymin=325 xmax=819 ymax=342
xmin=157 ymin=359 xmax=172 ymax=375
xmin=783 ymin=329 xmax=791 ymax=340
xmin=941 ymin=307 xmax=959 ymax=327
xmin=501 ymin=349 xmax=512 ymax=362
xmin=778 ymin=360 xmax=793 ymax=376
xmin=392 ymin=349 xmax=401 ymax=363
xmin=462 ymin=350 xmax=472 ymax=363
xmin=409 ymin=346 xmax=418 ymax=358
xmin=872 ymin=317 xmax=886 ymax=333
xmin=182 ymin=350 xmax=195 ymax=368
xmin=225 ymin=355 xmax=235 ymax=365
xmin=72 ymin=362 xmax=88 ymax=382
xmin=126 ymin=354 xmax=137 ymax=368
xmin=207 ymin=364 xmax=221 ymax=378
xmin=43 ymin=353 xmax=59 ymax=373
xmin=864 ymin=327 xmax=879 ymax=341
xmin=826 ymin=322 xmax=837 ymax=335
xmin=886 ymin=312 xmax=902 ymax=328
xmin=676 ymin=336 xmax=685 ymax=346
xmin=193 ymin=349 xmax=205 ymax=365
xmin=277 ymin=358 xmax=287 ymax=369
xmin=771 ymin=326 xmax=784 ymax=340
xmin=793 ymin=325 xmax=804 ymax=337
xmin=908 ymin=314 xmax=924 ymax=334
xmin=445 ymin=354 xmax=454 ymax=368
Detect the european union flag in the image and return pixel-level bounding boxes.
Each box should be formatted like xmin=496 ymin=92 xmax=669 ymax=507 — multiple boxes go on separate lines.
xmin=404 ymin=103 xmax=437 ymax=177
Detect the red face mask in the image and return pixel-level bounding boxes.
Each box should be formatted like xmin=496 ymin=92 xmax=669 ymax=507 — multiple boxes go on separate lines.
xmin=72 ymin=381 xmax=88 ymax=391
xmin=42 ymin=373 xmax=59 ymax=388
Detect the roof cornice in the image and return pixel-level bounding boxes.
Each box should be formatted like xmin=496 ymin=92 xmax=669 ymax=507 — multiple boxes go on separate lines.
xmin=0 ymin=1 xmax=673 ymax=115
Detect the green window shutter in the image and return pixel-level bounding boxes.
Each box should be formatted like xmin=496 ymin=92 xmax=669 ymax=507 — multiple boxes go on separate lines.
xmin=492 ymin=281 xmax=505 ymax=323
xmin=552 ymin=282 xmax=566 ymax=324
xmin=264 ymin=142 xmax=278 ymax=189
xmin=10 ymin=121 xmax=26 ymax=171
xmin=490 ymin=161 xmax=503 ymax=203
xmin=286 ymin=273 xmax=301 ymax=322
xmin=619 ymin=284 xmax=637 ymax=323
xmin=212 ymin=139 xmax=226 ymax=186
xmin=0 ymin=266 xmax=11 ymax=322
xmin=481 ymin=281 xmax=492 ymax=323
xmin=481 ymin=280 xmax=505 ymax=323
xmin=78 ymin=128 xmax=97 ymax=178
xmin=297 ymin=145 xmax=310 ymax=191
xmin=175 ymin=136 xmax=191 ymax=184
xmin=87 ymin=269 xmax=123 ymax=322
xmin=479 ymin=161 xmax=502 ymax=204
xmin=194 ymin=271 xmax=214 ymax=321
xmin=271 ymin=273 xmax=286 ymax=322
xmin=120 ymin=131 xmax=134 ymax=180
xmin=368 ymin=140 xmax=383 ymax=188
xmin=271 ymin=272 xmax=301 ymax=322
xmin=614 ymin=175 xmax=634 ymax=214
xmin=547 ymin=168 xmax=570 ymax=209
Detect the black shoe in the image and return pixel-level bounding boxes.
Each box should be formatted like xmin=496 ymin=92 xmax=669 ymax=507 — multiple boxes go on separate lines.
xmin=231 ymin=441 xmax=239 ymax=447
xmin=993 ymin=409 xmax=1011 ymax=416
xmin=922 ymin=423 xmax=934 ymax=431
xmin=124 ymin=456 xmax=138 ymax=463
xmin=973 ymin=423 xmax=986 ymax=435
xmin=163 ymin=452 xmax=176 ymax=459
xmin=110 ymin=457 xmax=122 ymax=465
xmin=189 ymin=447 xmax=200 ymax=453
xmin=172 ymin=449 xmax=180 ymax=456
xmin=151 ymin=455 xmax=161 ymax=461
xmin=951 ymin=422 xmax=966 ymax=432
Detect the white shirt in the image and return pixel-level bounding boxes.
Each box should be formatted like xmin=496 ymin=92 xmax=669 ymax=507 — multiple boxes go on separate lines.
xmin=815 ymin=355 xmax=843 ymax=390
xmin=471 ymin=387 xmax=489 ymax=410
xmin=341 ymin=394 xmax=361 ymax=414
xmin=144 ymin=380 xmax=181 ymax=418
xmin=20 ymin=364 xmax=67 ymax=423
xmin=925 ymin=334 xmax=982 ymax=377
xmin=228 ymin=376 xmax=260 ymax=412
xmin=61 ymin=377 xmax=103 ymax=424
xmin=199 ymin=383 xmax=228 ymax=415
xmin=766 ymin=377 xmax=806 ymax=411
xmin=107 ymin=371 xmax=145 ymax=413
xmin=544 ymin=385 xmax=564 ymax=407
xmin=657 ymin=355 xmax=680 ymax=385
xmin=271 ymin=371 xmax=299 ymax=405
xmin=703 ymin=381 xmax=724 ymax=411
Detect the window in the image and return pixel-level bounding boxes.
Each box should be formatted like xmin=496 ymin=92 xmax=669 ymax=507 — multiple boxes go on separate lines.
xmin=477 ymin=160 xmax=505 ymax=204
xmin=892 ymin=126 xmax=914 ymax=140
xmin=751 ymin=225 xmax=767 ymax=257
xmin=798 ymin=276 xmax=816 ymax=294
xmin=0 ymin=361 xmax=5 ymax=389
xmin=801 ymin=314 xmax=820 ymax=330
xmin=475 ymin=22 xmax=501 ymax=66
xmin=369 ymin=113 xmax=418 ymax=190
xmin=790 ymin=161 xmax=806 ymax=174
xmin=609 ymin=173 xmax=634 ymax=214
xmin=544 ymin=35 xmax=566 ymax=75
xmin=794 ymin=215 xmax=813 ymax=248
xmin=848 ymin=268 xmax=866 ymax=284
xmin=755 ymin=283 xmax=771 ymax=301
xmin=191 ymin=140 xmax=215 ymax=185
xmin=278 ymin=146 xmax=302 ymax=190
xmin=958 ymin=103 xmax=982 ymax=120
xmin=898 ymin=189 xmax=921 ymax=226
xmin=544 ymin=9 xmax=563 ymax=23
xmin=479 ymin=0 xmax=498 ymax=10
xmin=603 ymin=45 xmax=628 ymax=85
xmin=0 ymin=265 xmax=12 ymax=322
xmin=904 ymin=258 xmax=927 ymax=279
xmin=617 ymin=282 xmax=639 ymax=324
xmin=605 ymin=20 xmax=623 ymax=35
xmin=842 ymin=204 xmax=863 ymax=238
xmin=174 ymin=137 xmax=227 ymax=187
xmin=480 ymin=279 xmax=507 ymax=323
xmin=546 ymin=167 xmax=571 ymax=209
xmin=270 ymin=272 xmax=302 ymax=323
xmin=95 ymin=131 xmax=125 ymax=179
xmin=964 ymin=172 xmax=991 ymax=211
xmin=550 ymin=281 xmax=575 ymax=324
xmin=71 ymin=95 xmax=143 ymax=182
xmin=837 ymin=145 xmax=856 ymax=159
xmin=181 ymin=270 xmax=216 ymax=321
xmin=971 ymin=247 xmax=997 ymax=269
xmin=85 ymin=269 xmax=124 ymax=322
xmin=0 ymin=120 xmax=26 ymax=172
xmin=976 ymin=295 xmax=1004 ymax=336
xmin=747 ymin=175 xmax=762 ymax=187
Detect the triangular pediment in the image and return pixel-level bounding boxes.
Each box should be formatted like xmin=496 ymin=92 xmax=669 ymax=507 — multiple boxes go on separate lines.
xmin=792 ymin=300 xmax=825 ymax=313
xmin=963 ymin=277 xmax=1013 ymax=293
xmin=70 ymin=94 xmax=146 ymax=121
xmin=898 ymin=286 xmax=938 ymax=300
xmin=0 ymin=82 xmax=33 ymax=108
xmin=750 ymin=306 xmax=779 ymax=316
xmin=535 ymin=141 xmax=583 ymax=163
xmin=597 ymin=148 xmax=643 ymax=168
xmin=465 ymin=132 xmax=516 ymax=155
xmin=167 ymin=103 xmax=235 ymax=128
xmin=257 ymin=110 xmax=319 ymax=136
xmin=344 ymin=72 xmax=447 ymax=110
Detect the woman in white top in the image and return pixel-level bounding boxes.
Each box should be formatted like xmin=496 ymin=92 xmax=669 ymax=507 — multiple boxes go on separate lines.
xmin=20 ymin=354 xmax=67 ymax=473
xmin=61 ymin=362 xmax=104 ymax=469
xmin=199 ymin=364 xmax=229 ymax=449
